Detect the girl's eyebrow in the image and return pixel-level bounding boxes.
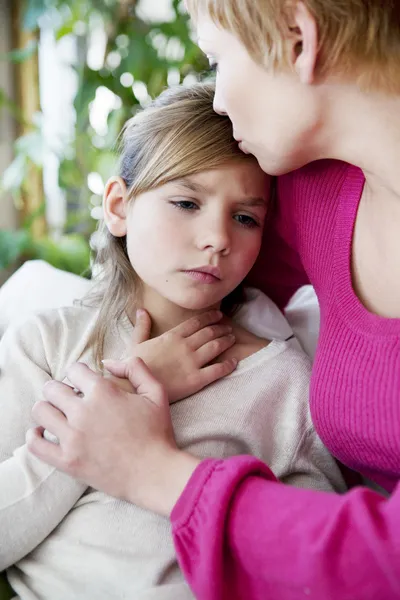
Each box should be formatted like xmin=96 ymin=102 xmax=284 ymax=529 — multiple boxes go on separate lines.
xmin=236 ymin=198 xmax=268 ymax=210
xmin=173 ymin=178 xmax=211 ymax=195
xmin=173 ymin=177 xmax=267 ymax=209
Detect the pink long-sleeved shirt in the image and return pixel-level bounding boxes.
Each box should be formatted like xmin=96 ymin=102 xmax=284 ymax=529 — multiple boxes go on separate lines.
xmin=171 ymin=160 xmax=400 ymax=599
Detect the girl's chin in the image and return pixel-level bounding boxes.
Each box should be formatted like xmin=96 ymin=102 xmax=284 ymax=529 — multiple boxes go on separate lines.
xmin=171 ymin=293 xmax=224 ymax=312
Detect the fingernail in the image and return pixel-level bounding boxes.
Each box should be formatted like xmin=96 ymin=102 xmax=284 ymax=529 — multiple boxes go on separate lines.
xmin=102 ymin=358 xmax=116 ymax=366
xmin=215 ymin=310 xmax=223 ymax=318
xmin=228 ymin=334 xmax=235 ymax=340
xmin=136 ymin=309 xmax=145 ymax=318
xmin=231 ymin=358 xmax=238 ymax=366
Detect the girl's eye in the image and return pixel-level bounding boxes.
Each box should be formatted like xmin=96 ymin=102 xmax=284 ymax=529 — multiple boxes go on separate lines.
xmin=171 ymin=200 xmax=199 ymax=211
xmin=234 ymin=214 xmax=259 ymax=228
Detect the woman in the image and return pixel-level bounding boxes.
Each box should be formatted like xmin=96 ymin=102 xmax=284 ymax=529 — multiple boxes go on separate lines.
xmin=2 ymin=83 xmax=344 ymax=599
xmin=28 ymin=1 xmax=400 ymax=598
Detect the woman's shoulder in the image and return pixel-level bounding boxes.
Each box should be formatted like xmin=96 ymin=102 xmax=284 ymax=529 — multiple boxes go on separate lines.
xmin=277 ymin=159 xmax=356 ymax=207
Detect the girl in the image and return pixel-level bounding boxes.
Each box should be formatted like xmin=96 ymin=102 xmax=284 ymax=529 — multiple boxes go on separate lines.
xmin=30 ymin=1 xmax=400 ymax=598
xmin=0 ymin=83 xmax=344 ymax=599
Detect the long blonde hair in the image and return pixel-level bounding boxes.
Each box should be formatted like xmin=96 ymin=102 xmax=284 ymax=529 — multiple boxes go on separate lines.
xmin=86 ymin=82 xmax=258 ymax=367
xmin=187 ymin=0 xmax=400 ymax=93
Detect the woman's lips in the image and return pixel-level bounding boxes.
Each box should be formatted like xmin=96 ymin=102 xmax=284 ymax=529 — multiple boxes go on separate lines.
xmin=238 ymin=140 xmax=250 ymax=154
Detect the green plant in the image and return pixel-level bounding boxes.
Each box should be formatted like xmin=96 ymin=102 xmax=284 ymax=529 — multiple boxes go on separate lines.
xmin=0 ymin=204 xmax=91 ymax=275
xmin=0 ymin=0 xmax=208 ymax=275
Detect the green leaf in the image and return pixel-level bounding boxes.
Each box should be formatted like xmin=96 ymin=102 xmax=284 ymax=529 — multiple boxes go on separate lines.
xmin=0 ymin=89 xmax=24 ymax=122
xmin=23 ymin=0 xmax=48 ymax=31
xmin=58 ymin=158 xmax=84 ymax=190
xmin=0 ymin=230 xmax=32 ymax=269
xmin=58 ymin=234 xmax=91 ymax=274
xmin=55 ymin=21 xmax=75 ymax=41
xmin=22 ymin=202 xmax=46 ymax=229
xmin=15 ymin=130 xmax=45 ymax=166
xmin=0 ymin=155 xmax=27 ymax=193
xmin=33 ymin=234 xmax=91 ymax=275
xmin=3 ymin=40 xmax=38 ymax=63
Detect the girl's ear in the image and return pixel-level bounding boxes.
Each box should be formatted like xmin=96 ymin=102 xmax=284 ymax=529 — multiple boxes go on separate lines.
xmin=288 ymin=1 xmax=318 ymax=85
xmin=103 ymin=176 xmax=129 ymax=237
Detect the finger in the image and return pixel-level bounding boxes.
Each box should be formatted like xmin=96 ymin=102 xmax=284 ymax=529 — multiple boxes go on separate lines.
xmin=104 ymin=371 xmax=135 ymax=393
xmin=26 ymin=427 xmax=64 ymax=468
xmin=66 ymin=362 xmax=100 ymax=395
xmin=188 ymin=324 xmax=233 ymax=351
xmin=194 ymin=359 xmax=238 ymax=390
xmin=195 ymin=334 xmax=236 ymax=365
xmin=31 ymin=400 xmax=70 ymax=439
xmin=174 ymin=310 xmax=223 ymax=338
xmin=102 ymin=359 xmax=129 ymax=380
xmin=131 ymin=309 xmax=152 ymax=345
xmin=43 ymin=380 xmax=78 ymax=413
xmin=124 ymin=357 xmax=167 ymax=406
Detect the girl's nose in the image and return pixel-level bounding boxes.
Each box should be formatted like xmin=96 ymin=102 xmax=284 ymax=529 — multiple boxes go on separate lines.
xmin=197 ymin=219 xmax=230 ymax=256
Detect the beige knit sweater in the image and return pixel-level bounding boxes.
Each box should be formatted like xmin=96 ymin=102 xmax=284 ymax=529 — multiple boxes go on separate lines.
xmin=0 ymin=295 xmax=345 ymax=599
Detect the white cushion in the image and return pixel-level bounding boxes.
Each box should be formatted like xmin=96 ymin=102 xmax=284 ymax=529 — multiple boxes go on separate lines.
xmin=284 ymin=286 xmax=320 ymax=359
xmin=0 ymin=260 xmax=321 ymax=359
xmin=0 ymin=260 xmax=92 ymax=337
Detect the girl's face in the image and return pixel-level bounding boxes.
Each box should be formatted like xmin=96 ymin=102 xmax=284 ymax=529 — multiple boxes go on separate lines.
xmin=124 ymin=161 xmax=269 ymax=312
xmin=196 ymin=15 xmax=323 ymax=175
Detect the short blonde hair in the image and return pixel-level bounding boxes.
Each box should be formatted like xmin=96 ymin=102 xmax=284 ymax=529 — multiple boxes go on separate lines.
xmin=87 ymin=82 xmax=258 ymax=367
xmin=187 ymin=0 xmax=400 ymax=93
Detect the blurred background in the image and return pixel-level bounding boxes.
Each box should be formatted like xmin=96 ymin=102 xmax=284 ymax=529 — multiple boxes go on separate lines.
xmin=0 ymin=0 xmax=209 ymax=283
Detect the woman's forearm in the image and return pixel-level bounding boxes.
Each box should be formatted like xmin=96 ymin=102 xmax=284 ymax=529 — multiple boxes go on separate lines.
xmin=172 ymin=456 xmax=400 ymax=600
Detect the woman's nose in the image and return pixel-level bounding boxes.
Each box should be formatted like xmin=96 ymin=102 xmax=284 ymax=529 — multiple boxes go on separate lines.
xmin=213 ymin=86 xmax=227 ymax=116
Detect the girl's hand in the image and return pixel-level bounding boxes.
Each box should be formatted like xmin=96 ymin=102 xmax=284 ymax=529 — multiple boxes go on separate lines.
xmin=27 ymin=359 xmax=200 ymax=516
xmin=104 ymin=309 xmax=237 ymax=403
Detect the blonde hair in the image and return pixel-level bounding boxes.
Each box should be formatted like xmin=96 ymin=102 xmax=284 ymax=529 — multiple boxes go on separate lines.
xmin=187 ymin=0 xmax=400 ymax=93
xmin=87 ymin=82 xmax=258 ymax=368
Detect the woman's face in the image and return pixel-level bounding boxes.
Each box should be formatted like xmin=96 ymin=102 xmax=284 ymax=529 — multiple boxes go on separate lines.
xmin=196 ymin=15 xmax=323 ymax=175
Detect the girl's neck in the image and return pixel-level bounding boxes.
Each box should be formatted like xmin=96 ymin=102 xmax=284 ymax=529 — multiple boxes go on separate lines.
xmin=132 ymin=288 xmax=221 ymax=338
xmin=318 ymin=82 xmax=400 ymax=202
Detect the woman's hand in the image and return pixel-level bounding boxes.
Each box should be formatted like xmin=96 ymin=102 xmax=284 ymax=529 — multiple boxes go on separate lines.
xmin=104 ymin=309 xmax=237 ymax=403
xmin=27 ymin=359 xmax=200 ymax=516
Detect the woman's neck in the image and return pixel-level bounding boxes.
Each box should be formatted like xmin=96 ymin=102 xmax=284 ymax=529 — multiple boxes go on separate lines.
xmin=318 ymin=83 xmax=400 ymax=202
xmin=132 ymin=287 xmax=221 ymax=338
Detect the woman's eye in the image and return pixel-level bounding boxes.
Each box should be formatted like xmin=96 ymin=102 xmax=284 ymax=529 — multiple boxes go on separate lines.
xmin=234 ymin=214 xmax=259 ymax=228
xmin=208 ymin=62 xmax=218 ymax=74
xmin=171 ymin=200 xmax=199 ymax=211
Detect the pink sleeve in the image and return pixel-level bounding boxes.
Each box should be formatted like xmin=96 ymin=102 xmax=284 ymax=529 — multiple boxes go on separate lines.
xmin=172 ymin=457 xmax=400 ymax=600
xmin=248 ymin=176 xmax=309 ymax=310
